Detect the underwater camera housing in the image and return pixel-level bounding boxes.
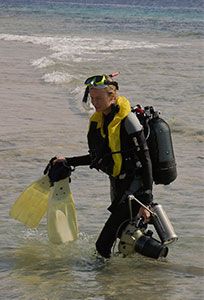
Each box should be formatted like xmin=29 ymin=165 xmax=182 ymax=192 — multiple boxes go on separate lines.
xmin=118 ymin=219 xmax=169 ymax=259
xmin=118 ymin=196 xmax=178 ymax=259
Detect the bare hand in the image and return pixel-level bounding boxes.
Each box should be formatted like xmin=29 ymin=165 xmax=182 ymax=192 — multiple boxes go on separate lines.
xmin=138 ymin=206 xmax=151 ymax=223
xmin=53 ymin=156 xmax=66 ymax=164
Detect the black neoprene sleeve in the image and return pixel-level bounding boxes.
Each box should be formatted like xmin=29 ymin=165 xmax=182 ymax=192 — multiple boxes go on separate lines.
xmin=133 ymin=130 xmax=153 ymax=192
xmin=65 ymin=154 xmax=91 ymax=167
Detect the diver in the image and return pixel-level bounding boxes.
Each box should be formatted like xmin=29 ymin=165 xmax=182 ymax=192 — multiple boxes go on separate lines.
xmin=46 ymin=73 xmax=154 ymax=259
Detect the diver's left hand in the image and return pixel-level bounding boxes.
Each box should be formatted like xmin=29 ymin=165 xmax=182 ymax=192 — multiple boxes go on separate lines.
xmin=138 ymin=206 xmax=151 ymax=223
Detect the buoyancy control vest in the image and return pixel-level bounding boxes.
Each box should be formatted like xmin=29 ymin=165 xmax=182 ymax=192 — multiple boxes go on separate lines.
xmin=132 ymin=105 xmax=177 ymax=185
xmin=87 ymin=96 xmax=131 ymax=177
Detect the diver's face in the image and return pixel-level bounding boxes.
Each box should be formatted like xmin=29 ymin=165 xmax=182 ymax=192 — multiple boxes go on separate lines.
xmin=90 ymin=88 xmax=115 ymax=115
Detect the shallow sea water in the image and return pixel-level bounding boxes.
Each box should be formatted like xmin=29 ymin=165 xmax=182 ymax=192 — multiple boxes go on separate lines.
xmin=0 ymin=1 xmax=203 ymax=299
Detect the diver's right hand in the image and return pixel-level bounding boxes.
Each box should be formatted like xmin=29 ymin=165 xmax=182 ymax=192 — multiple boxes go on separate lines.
xmin=52 ymin=156 xmax=66 ymax=164
xmin=44 ymin=156 xmax=73 ymax=183
xmin=43 ymin=156 xmax=68 ymax=175
xmin=43 ymin=156 xmax=57 ymax=175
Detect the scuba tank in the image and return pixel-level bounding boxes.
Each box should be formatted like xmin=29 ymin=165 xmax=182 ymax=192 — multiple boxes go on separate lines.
xmin=132 ymin=105 xmax=177 ymax=185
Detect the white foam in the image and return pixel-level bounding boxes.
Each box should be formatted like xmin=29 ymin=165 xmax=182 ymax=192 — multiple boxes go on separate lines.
xmin=31 ymin=57 xmax=55 ymax=68
xmin=42 ymin=72 xmax=74 ymax=84
xmin=0 ymin=33 xmax=181 ymax=85
xmin=0 ymin=33 xmax=56 ymax=47
xmin=0 ymin=33 xmax=180 ymax=54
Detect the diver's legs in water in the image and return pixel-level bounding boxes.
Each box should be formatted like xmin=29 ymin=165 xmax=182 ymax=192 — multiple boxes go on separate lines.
xmin=96 ymin=200 xmax=140 ymax=258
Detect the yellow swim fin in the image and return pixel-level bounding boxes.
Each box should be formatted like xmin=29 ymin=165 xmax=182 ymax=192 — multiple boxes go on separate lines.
xmin=47 ymin=178 xmax=78 ymax=244
xmin=9 ymin=175 xmax=50 ymax=228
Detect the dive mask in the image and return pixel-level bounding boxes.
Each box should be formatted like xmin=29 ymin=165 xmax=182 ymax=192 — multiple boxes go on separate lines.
xmin=84 ymin=74 xmax=119 ymax=90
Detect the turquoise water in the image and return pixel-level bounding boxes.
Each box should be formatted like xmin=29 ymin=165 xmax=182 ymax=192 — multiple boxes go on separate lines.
xmin=0 ymin=0 xmax=203 ymax=36
xmin=0 ymin=1 xmax=203 ymax=299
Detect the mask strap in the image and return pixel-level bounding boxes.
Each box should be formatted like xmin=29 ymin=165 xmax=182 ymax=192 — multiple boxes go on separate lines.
xmin=82 ymin=86 xmax=89 ymax=103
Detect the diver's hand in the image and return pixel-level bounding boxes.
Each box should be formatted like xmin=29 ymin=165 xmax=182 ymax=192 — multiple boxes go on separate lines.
xmin=48 ymin=160 xmax=72 ymax=183
xmin=52 ymin=156 xmax=67 ymax=164
xmin=43 ymin=156 xmax=66 ymax=175
xmin=138 ymin=206 xmax=151 ymax=223
xmin=44 ymin=156 xmax=73 ymax=183
xmin=43 ymin=156 xmax=57 ymax=175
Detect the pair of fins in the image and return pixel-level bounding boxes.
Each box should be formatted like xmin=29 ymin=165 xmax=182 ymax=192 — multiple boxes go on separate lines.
xmin=9 ymin=175 xmax=78 ymax=244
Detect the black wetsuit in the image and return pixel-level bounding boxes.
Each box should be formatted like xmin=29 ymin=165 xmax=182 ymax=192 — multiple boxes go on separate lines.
xmin=66 ymin=106 xmax=153 ymax=258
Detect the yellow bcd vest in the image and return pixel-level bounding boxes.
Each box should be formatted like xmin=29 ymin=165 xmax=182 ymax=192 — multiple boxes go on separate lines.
xmin=89 ymin=96 xmax=131 ymax=177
